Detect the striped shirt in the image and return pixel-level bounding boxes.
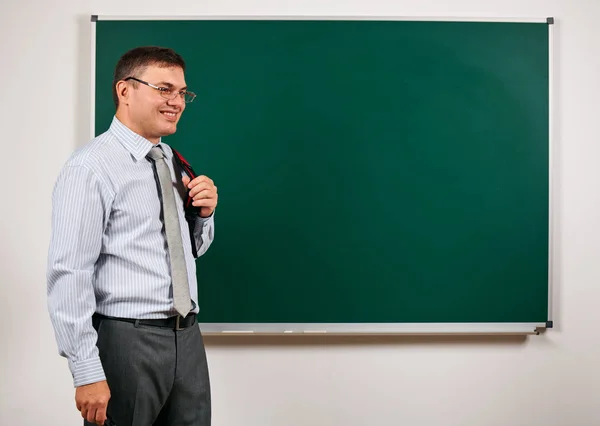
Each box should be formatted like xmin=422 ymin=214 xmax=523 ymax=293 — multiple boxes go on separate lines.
xmin=46 ymin=116 xmax=214 ymax=387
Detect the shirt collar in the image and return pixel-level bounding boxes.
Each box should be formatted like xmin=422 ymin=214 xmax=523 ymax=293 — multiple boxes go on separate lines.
xmin=109 ymin=116 xmax=173 ymax=162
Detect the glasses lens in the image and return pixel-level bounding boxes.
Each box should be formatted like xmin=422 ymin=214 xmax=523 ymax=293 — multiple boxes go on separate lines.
xmin=185 ymin=92 xmax=196 ymax=103
xmin=159 ymin=90 xmax=175 ymax=101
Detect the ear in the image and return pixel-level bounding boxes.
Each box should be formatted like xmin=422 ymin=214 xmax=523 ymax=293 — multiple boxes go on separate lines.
xmin=115 ymin=80 xmax=130 ymax=105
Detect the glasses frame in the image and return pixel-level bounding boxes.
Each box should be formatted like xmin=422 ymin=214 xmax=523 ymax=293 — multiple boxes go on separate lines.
xmin=124 ymin=76 xmax=196 ymax=103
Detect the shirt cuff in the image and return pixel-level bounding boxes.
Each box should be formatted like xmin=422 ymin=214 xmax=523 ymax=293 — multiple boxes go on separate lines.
xmin=198 ymin=211 xmax=214 ymax=220
xmin=197 ymin=212 xmax=214 ymax=226
xmin=69 ymin=356 xmax=106 ymax=387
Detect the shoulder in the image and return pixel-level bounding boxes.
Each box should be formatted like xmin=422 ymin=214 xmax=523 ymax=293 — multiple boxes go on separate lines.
xmin=55 ymin=130 xmax=120 ymax=195
xmin=65 ymin=130 xmax=118 ymax=170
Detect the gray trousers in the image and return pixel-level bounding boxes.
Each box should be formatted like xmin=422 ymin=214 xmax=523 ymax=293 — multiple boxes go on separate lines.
xmin=84 ymin=314 xmax=211 ymax=426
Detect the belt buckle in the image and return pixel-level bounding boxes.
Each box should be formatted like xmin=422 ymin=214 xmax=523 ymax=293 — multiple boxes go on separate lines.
xmin=175 ymin=315 xmax=183 ymax=331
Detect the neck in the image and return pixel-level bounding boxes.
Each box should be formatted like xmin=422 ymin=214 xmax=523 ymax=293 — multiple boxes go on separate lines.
xmin=115 ymin=109 xmax=160 ymax=144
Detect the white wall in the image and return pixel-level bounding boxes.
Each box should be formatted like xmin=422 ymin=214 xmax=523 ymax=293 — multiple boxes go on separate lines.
xmin=2 ymin=0 xmax=599 ymax=425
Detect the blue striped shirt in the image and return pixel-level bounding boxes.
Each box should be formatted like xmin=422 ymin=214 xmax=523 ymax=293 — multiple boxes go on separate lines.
xmin=47 ymin=116 xmax=214 ymax=387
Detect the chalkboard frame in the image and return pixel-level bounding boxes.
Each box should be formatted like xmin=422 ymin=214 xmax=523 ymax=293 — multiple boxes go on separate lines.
xmin=90 ymin=15 xmax=555 ymax=335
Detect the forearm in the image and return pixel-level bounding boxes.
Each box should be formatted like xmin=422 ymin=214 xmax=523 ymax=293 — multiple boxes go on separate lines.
xmin=193 ymin=213 xmax=214 ymax=257
xmin=47 ymin=268 xmax=106 ymax=386
xmin=47 ymin=164 xmax=113 ymax=387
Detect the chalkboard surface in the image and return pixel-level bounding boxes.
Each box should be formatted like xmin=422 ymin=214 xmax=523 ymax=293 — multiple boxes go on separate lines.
xmin=93 ymin=18 xmax=551 ymax=333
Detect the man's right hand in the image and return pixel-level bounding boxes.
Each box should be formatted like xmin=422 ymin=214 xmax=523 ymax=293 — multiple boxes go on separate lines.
xmin=75 ymin=380 xmax=111 ymax=425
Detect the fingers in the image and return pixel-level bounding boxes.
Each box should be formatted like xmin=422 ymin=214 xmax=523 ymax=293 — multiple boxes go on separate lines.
xmin=184 ymin=174 xmax=218 ymax=217
xmin=192 ymin=189 xmax=215 ymax=201
xmin=80 ymin=404 xmax=107 ymax=426
xmin=85 ymin=407 xmax=97 ymax=424
xmin=96 ymin=404 xmax=108 ymax=426
xmin=182 ymin=175 xmax=191 ymax=187
xmin=186 ymin=175 xmax=214 ymax=191
xmin=192 ymin=195 xmax=218 ymax=208
xmin=188 ymin=182 xmax=213 ymax=198
xmin=80 ymin=404 xmax=105 ymax=425
xmin=189 ymin=183 xmax=217 ymax=199
xmin=192 ymin=190 xmax=219 ymax=207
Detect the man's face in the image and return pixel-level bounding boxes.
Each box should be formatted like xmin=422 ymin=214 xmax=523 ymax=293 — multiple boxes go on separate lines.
xmin=126 ymin=65 xmax=187 ymax=143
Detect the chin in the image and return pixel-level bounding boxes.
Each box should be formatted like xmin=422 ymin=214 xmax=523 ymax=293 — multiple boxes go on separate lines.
xmin=160 ymin=124 xmax=178 ymax=136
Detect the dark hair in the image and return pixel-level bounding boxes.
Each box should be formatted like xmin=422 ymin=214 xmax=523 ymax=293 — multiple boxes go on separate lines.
xmin=112 ymin=46 xmax=186 ymax=109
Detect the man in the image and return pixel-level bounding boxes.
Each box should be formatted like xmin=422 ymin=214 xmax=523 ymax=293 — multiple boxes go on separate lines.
xmin=47 ymin=46 xmax=217 ymax=426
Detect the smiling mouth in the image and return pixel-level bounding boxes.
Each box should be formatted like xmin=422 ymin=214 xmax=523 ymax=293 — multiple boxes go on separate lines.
xmin=160 ymin=111 xmax=178 ymax=122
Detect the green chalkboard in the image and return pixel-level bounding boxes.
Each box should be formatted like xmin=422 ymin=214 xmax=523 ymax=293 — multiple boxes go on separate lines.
xmin=93 ymin=18 xmax=551 ymax=332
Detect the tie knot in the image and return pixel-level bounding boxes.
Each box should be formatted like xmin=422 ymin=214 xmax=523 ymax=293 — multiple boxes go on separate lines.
xmin=147 ymin=146 xmax=165 ymax=161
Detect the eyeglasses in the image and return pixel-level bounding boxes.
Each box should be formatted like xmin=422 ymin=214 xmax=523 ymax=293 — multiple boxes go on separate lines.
xmin=124 ymin=77 xmax=196 ymax=103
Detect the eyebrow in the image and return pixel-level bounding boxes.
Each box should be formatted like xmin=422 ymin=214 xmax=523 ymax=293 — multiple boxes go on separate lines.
xmin=157 ymin=81 xmax=188 ymax=91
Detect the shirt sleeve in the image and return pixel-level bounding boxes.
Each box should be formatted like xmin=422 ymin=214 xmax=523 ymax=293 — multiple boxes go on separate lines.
xmin=46 ymin=164 xmax=114 ymax=387
xmin=193 ymin=213 xmax=215 ymax=258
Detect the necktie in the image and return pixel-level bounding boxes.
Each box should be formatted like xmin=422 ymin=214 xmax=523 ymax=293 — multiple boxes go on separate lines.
xmin=147 ymin=146 xmax=192 ymax=317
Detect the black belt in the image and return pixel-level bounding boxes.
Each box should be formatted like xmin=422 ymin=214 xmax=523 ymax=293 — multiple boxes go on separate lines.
xmin=93 ymin=312 xmax=197 ymax=330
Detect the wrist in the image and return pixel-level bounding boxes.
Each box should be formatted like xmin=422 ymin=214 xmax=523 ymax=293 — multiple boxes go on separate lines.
xmin=70 ymin=356 xmax=106 ymax=388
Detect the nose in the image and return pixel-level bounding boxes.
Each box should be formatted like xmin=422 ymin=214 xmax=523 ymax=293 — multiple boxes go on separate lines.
xmin=167 ymin=93 xmax=185 ymax=108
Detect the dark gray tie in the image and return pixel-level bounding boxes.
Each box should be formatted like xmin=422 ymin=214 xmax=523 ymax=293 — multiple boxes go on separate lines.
xmin=147 ymin=146 xmax=191 ymax=317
